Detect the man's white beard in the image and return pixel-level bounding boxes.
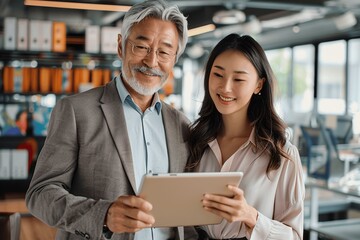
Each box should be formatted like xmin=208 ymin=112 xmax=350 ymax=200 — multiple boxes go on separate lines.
xmin=122 ymin=66 xmax=167 ymax=96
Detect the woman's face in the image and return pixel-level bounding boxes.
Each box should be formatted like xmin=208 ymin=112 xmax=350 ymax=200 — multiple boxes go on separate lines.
xmin=209 ymin=50 xmax=263 ymax=117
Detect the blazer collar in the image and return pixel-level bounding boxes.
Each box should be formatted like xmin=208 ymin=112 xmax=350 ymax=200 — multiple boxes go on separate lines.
xmin=100 ymin=80 xmax=137 ymax=192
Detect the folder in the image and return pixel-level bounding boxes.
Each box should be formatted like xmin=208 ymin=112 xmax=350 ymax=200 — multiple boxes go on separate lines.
xmin=29 ymin=20 xmax=42 ymax=51
xmin=51 ymin=68 xmax=62 ymax=93
xmin=52 ymin=22 xmax=66 ymax=52
xmin=22 ymin=67 xmax=31 ymax=92
xmin=0 ymin=149 xmax=11 ymax=179
xmin=42 ymin=20 xmax=53 ymax=51
xmin=74 ymin=68 xmax=90 ymax=93
xmin=17 ymin=19 xmax=28 ymax=50
xmin=102 ymin=69 xmax=112 ymax=85
xmin=91 ymin=69 xmax=103 ymax=87
xmin=85 ymin=25 xmax=100 ymax=53
xmin=101 ymin=26 xmax=120 ymax=54
xmin=4 ymin=17 xmax=17 ymax=50
xmin=30 ymin=68 xmax=39 ymax=92
xmin=11 ymin=149 xmax=28 ymax=179
xmin=39 ymin=67 xmax=51 ymax=93
xmin=3 ymin=66 xmax=14 ymax=93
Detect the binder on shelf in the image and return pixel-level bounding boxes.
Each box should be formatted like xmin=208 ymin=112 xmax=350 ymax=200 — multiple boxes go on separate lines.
xmin=17 ymin=18 xmax=28 ymax=50
xmin=74 ymin=68 xmax=90 ymax=93
xmin=51 ymin=68 xmax=62 ymax=93
xmin=11 ymin=149 xmax=28 ymax=179
xmin=3 ymin=66 xmax=14 ymax=93
xmin=39 ymin=67 xmax=51 ymax=93
xmin=52 ymin=22 xmax=66 ymax=52
xmin=101 ymin=26 xmax=120 ymax=54
xmin=103 ymin=69 xmax=112 ymax=85
xmin=0 ymin=149 xmax=11 ymax=180
xmin=22 ymin=67 xmax=31 ymax=92
xmin=85 ymin=25 xmax=100 ymax=53
xmin=29 ymin=20 xmax=42 ymax=51
xmin=42 ymin=20 xmax=53 ymax=51
xmin=91 ymin=69 xmax=103 ymax=87
xmin=30 ymin=68 xmax=39 ymax=92
xmin=4 ymin=17 xmax=17 ymax=50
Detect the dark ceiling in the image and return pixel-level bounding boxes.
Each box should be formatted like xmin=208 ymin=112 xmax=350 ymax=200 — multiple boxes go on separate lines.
xmin=1 ymin=0 xmax=360 ymax=50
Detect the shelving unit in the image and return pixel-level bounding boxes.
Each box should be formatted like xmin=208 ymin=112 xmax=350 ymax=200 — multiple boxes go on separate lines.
xmin=0 ymin=49 xmax=120 ymax=195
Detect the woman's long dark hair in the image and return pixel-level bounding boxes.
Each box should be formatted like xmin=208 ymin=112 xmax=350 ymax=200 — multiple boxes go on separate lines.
xmin=187 ymin=34 xmax=289 ymax=173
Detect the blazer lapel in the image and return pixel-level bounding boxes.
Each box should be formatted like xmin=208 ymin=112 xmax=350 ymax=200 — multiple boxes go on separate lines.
xmin=162 ymin=104 xmax=185 ymax=173
xmin=100 ymin=80 xmax=137 ymax=192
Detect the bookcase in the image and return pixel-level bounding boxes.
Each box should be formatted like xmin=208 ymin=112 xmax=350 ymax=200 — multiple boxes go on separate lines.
xmin=0 ymin=49 xmax=120 ymax=196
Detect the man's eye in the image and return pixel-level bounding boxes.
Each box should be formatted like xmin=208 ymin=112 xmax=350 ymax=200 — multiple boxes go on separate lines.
xmin=159 ymin=50 xmax=170 ymax=56
xmin=136 ymin=45 xmax=148 ymax=51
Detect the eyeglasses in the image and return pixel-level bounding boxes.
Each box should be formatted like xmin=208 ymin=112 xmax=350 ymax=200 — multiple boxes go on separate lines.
xmin=127 ymin=40 xmax=176 ymax=63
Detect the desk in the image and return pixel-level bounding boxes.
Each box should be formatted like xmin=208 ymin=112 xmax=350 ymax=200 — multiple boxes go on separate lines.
xmin=307 ymin=178 xmax=360 ymax=240
xmin=0 ymin=198 xmax=56 ymax=240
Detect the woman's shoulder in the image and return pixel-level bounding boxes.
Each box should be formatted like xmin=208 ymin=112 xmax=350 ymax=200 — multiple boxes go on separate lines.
xmin=282 ymin=140 xmax=301 ymax=161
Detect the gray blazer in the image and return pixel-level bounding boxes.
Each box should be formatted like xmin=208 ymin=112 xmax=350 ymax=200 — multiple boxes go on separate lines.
xmin=26 ymin=80 xmax=197 ymax=240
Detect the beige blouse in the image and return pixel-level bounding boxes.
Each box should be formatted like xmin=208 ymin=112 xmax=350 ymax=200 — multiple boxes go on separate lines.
xmin=198 ymin=128 xmax=305 ymax=240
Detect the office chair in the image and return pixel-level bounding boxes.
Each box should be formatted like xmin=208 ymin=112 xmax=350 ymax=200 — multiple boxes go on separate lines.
xmin=0 ymin=212 xmax=21 ymax=240
xmin=317 ymin=114 xmax=354 ymax=144
xmin=300 ymin=125 xmax=330 ymax=180
xmin=317 ymin=117 xmax=359 ymax=177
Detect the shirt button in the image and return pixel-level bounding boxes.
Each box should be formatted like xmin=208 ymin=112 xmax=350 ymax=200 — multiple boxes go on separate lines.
xmin=147 ymin=142 xmax=150 ymax=146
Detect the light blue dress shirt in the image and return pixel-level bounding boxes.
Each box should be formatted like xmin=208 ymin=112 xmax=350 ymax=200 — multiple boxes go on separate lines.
xmin=115 ymin=76 xmax=173 ymax=240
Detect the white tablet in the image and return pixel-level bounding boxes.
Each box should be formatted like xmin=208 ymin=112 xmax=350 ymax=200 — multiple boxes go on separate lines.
xmin=137 ymin=172 xmax=243 ymax=227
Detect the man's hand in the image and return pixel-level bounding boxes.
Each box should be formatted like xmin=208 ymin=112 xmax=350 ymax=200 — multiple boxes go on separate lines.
xmin=105 ymin=195 xmax=155 ymax=233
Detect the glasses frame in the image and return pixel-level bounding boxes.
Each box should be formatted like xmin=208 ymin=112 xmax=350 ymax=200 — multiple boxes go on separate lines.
xmin=127 ymin=40 xmax=177 ymax=63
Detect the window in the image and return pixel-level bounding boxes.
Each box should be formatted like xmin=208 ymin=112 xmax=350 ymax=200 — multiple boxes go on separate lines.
xmin=293 ymin=44 xmax=315 ymax=113
xmin=318 ymin=40 xmax=346 ymax=115
xmin=348 ymin=38 xmax=360 ymax=134
xmin=265 ymin=48 xmax=291 ymax=118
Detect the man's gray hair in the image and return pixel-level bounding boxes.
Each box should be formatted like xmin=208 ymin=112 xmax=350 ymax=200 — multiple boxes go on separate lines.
xmin=121 ymin=0 xmax=188 ymax=62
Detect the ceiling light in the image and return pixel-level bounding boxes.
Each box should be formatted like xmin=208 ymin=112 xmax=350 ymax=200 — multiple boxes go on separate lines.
xmin=188 ymin=24 xmax=216 ymax=37
xmin=213 ymin=10 xmax=246 ymax=25
xmin=334 ymin=11 xmax=357 ymax=30
xmin=24 ymin=0 xmax=131 ymax=12
xmin=242 ymin=16 xmax=262 ymax=34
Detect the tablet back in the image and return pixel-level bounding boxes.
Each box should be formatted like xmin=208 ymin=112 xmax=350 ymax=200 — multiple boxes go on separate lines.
xmin=138 ymin=172 xmax=243 ymax=227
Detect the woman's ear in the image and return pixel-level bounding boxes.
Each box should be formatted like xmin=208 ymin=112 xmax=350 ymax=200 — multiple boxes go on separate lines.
xmin=256 ymin=78 xmax=265 ymax=94
xmin=117 ymin=34 xmax=123 ymax=59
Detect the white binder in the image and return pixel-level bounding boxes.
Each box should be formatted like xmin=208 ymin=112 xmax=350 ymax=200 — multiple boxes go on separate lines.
xmin=85 ymin=25 xmax=100 ymax=53
xmin=17 ymin=18 xmax=28 ymax=50
xmin=29 ymin=20 xmax=42 ymax=51
xmin=101 ymin=26 xmax=120 ymax=54
xmin=4 ymin=17 xmax=17 ymax=50
xmin=11 ymin=149 xmax=28 ymax=179
xmin=0 ymin=149 xmax=11 ymax=179
xmin=42 ymin=20 xmax=53 ymax=51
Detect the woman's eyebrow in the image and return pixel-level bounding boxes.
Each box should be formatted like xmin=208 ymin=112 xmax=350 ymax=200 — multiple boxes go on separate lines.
xmin=213 ymin=65 xmax=249 ymax=74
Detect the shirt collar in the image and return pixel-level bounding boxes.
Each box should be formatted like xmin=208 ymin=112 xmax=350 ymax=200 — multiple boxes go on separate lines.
xmin=208 ymin=126 xmax=256 ymax=148
xmin=115 ymin=74 xmax=162 ymax=114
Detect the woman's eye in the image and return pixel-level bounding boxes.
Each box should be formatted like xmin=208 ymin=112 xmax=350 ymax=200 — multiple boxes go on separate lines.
xmin=213 ymin=72 xmax=223 ymax=78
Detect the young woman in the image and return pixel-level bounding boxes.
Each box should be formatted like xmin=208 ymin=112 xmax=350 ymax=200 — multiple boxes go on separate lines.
xmin=187 ymin=34 xmax=304 ymax=240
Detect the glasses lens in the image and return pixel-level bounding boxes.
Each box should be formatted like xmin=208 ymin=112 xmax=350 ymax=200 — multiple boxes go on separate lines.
xmin=129 ymin=41 xmax=175 ymax=62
